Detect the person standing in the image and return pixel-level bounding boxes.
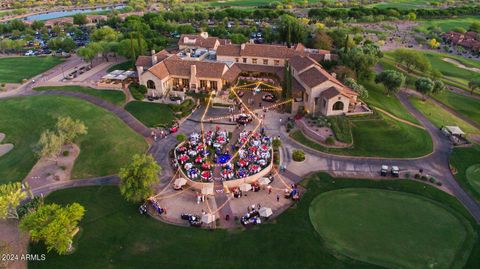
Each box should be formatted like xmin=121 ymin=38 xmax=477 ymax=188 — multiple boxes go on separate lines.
xmin=276 ymin=194 xmax=280 ymax=202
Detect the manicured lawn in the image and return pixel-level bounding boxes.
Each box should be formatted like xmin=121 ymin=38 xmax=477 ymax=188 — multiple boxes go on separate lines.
xmin=0 ymin=56 xmax=63 ymax=83
xmin=28 ymin=173 xmax=479 ymax=269
xmin=418 ymin=16 xmax=480 ymax=32
xmin=409 ymin=97 xmax=480 ymax=135
xmin=0 ymin=95 xmax=147 ymax=183
xmin=434 ymin=90 xmax=480 ymax=126
xmin=450 ymin=145 xmax=480 ymax=203
xmin=383 ymin=50 xmax=480 ymax=91
xmin=291 ymin=114 xmax=433 ymax=158
xmin=310 ymin=188 xmax=475 ymax=269
xmin=124 ymin=101 xmax=176 ymax=128
xmin=362 ymin=79 xmax=419 ymax=124
xmin=34 ymin=86 xmax=126 ymax=106
xmin=107 ymin=61 xmax=134 ymax=73
xmin=370 ymin=0 xmax=433 ymax=9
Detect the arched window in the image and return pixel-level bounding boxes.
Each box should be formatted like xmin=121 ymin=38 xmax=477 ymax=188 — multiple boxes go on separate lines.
xmin=147 ymin=80 xmax=156 ymax=89
xmin=332 ymin=101 xmax=344 ymax=111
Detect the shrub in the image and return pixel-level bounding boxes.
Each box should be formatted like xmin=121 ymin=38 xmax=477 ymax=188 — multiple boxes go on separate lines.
xmin=62 ymin=150 xmax=69 ymax=157
xmin=129 ymin=82 xmax=147 ymax=100
xmin=414 ymin=173 xmax=421 ymax=179
xmin=436 ymin=181 xmax=442 ymax=186
xmin=176 ymin=134 xmax=186 ymax=142
xmin=325 ymin=136 xmax=335 ymax=145
xmin=272 ymin=139 xmax=282 ymax=149
xmin=421 ymin=175 xmax=428 ymax=181
xmin=292 ymin=149 xmax=305 ymax=162
xmin=429 ymin=177 xmax=436 ymax=183
xmin=328 ymin=116 xmax=352 ymax=144
xmin=405 ymin=172 xmax=410 ymax=178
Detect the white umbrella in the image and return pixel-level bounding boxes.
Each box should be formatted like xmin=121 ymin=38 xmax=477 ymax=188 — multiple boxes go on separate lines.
xmin=201 ymin=186 xmax=214 ymax=195
xmin=201 ymin=213 xmax=215 ymax=224
xmin=174 ymin=178 xmax=187 ymax=187
xmin=239 ymin=183 xmax=252 ymax=192
xmin=258 ymin=177 xmax=270 ymax=185
xmin=259 ymin=207 xmax=273 ymax=218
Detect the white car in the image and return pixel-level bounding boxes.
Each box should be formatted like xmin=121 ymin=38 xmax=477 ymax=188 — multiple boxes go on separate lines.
xmin=24 ymin=50 xmax=35 ymax=56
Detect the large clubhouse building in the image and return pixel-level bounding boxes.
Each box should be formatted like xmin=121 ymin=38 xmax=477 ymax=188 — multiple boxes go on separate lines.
xmin=136 ymin=32 xmax=367 ymax=116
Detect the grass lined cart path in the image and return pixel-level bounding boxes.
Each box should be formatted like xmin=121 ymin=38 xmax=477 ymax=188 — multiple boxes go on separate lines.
xmin=27 ymin=173 xmax=480 ymax=269
xmin=34 ymin=85 xmax=126 ymax=106
xmin=0 ymin=95 xmax=147 ymax=183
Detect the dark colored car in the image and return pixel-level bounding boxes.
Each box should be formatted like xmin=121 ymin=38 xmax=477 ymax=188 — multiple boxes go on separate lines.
xmin=262 ymin=93 xmax=276 ymax=102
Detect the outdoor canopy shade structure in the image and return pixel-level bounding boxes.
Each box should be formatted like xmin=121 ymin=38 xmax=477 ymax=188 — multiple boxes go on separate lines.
xmin=174 ymin=178 xmax=187 ymax=187
xmin=239 ymin=183 xmax=252 ymax=192
xmin=258 ymin=177 xmax=270 ymax=185
xmin=444 ymin=126 xmax=465 ymax=136
xmin=259 ymin=207 xmax=273 ymax=218
xmin=201 ymin=213 xmax=215 ymax=224
xmin=201 ymin=186 xmax=214 ymax=195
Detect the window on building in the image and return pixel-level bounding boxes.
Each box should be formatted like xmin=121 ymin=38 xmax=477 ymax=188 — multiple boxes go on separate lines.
xmin=305 ymin=93 xmax=309 ymax=102
xmin=210 ymin=81 xmax=218 ymax=90
xmin=243 ymin=58 xmax=247 ymax=63
xmin=146 ymin=80 xmax=156 ymax=89
xmin=252 ymin=58 xmax=257 ymax=64
xmin=173 ymin=78 xmax=180 ymax=86
xmin=333 ymin=101 xmax=344 ymax=111
xmin=274 ymin=60 xmax=280 ymax=66
xmin=182 ymin=79 xmax=189 ymax=86
xmin=235 ymin=58 xmax=239 ymax=63
xmin=263 ymin=59 xmax=268 ymax=65
xmin=200 ymin=80 xmax=207 ymax=89
xmin=323 ymin=99 xmax=326 ymax=108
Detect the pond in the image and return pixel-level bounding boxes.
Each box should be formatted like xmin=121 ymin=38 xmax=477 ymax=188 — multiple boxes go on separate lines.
xmin=24 ymin=5 xmax=125 ymax=21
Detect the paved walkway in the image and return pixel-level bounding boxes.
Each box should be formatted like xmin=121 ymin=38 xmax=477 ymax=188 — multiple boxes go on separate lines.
xmin=31 ymin=176 xmax=119 ymax=197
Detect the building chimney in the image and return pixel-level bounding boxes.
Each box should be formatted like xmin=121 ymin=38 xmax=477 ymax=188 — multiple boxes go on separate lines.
xmin=190 ymin=64 xmax=197 ymax=78
xmin=152 ymin=55 xmax=158 ymax=65
xmin=200 ymin=32 xmax=209 ymax=39
xmin=241 ymin=43 xmax=245 ymax=50
xmin=138 ymin=66 xmax=144 ymax=74
xmin=331 ymin=72 xmax=337 ymax=79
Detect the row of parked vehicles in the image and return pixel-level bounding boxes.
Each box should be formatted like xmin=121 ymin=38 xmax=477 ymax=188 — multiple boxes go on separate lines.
xmin=381 ymin=165 xmax=399 ymax=177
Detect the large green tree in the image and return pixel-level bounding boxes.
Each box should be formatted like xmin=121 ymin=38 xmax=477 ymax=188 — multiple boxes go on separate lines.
xmin=340 ymin=44 xmax=383 ymax=79
xmin=119 ymin=154 xmax=161 ymax=203
xmin=415 ymin=77 xmax=435 ymax=99
xmin=35 ymin=130 xmax=64 ymax=159
xmin=56 ymin=116 xmax=88 ymax=144
xmin=0 ymin=182 xmax=32 ymax=220
xmin=393 ymin=49 xmax=431 ymax=73
xmin=20 ymin=203 xmax=85 ymax=255
xmin=375 ymin=70 xmax=405 ymax=95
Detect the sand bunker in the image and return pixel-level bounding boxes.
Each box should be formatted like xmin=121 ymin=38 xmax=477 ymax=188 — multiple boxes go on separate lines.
xmin=443 ymin=58 xmax=480 ymax=73
xmin=0 ymin=133 xmax=14 ymax=157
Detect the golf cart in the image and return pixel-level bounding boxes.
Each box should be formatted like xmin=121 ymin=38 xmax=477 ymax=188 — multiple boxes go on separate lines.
xmin=391 ymin=166 xmax=399 ymax=177
xmin=381 ymin=165 xmax=388 ymax=176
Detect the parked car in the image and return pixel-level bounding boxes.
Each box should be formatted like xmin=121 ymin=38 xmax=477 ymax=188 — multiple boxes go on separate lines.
xmin=262 ymin=93 xmax=276 ymax=102
xmin=24 ymin=50 xmax=35 ymax=56
xmin=391 ymin=166 xmax=399 ymax=177
xmin=381 ymin=165 xmax=388 ymax=176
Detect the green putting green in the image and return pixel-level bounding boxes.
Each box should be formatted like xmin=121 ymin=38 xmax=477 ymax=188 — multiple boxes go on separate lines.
xmin=0 ymin=95 xmax=147 ymax=183
xmin=466 ymin=164 xmax=480 ymax=196
xmin=309 ymin=188 xmax=475 ymax=269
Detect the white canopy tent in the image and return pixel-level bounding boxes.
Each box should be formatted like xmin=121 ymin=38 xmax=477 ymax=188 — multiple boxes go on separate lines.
xmin=174 ymin=178 xmax=187 ymax=187
xmin=239 ymin=183 xmax=252 ymax=192
xmin=444 ymin=126 xmax=465 ymax=136
xmin=201 ymin=213 xmax=215 ymax=224
xmin=258 ymin=177 xmax=270 ymax=185
xmin=259 ymin=207 xmax=273 ymax=218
